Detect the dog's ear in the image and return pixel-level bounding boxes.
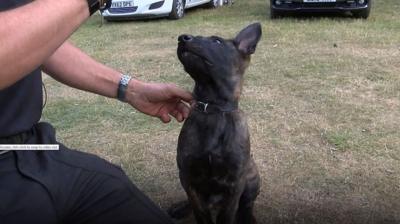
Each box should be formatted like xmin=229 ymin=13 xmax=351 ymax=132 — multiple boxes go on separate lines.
xmin=234 ymin=23 xmax=262 ymax=56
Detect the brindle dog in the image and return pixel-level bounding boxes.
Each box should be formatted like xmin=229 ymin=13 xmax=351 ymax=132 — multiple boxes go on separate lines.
xmin=174 ymin=23 xmax=262 ymax=224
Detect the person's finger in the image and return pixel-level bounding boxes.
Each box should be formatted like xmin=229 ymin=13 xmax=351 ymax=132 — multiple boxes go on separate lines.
xmin=160 ymin=113 xmax=171 ymax=123
xmin=176 ymin=112 xmax=183 ymax=122
xmin=169 ymin=106 xmax=184 ymax=122
xmin=176 ymin=101 xmax=190 ymax=119
xmin=170 ymin=109 xmax=180 ymax=121
xmin=167 ymin=84 xmax=193 ymax=103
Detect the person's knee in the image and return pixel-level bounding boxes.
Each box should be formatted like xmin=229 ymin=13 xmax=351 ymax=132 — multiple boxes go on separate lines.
xmin=72 ymin=174 xmax=173 ymax=224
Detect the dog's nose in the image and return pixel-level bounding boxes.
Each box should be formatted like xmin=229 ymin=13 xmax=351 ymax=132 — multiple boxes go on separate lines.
xmin=178 ymin=34 xmax=193 ymax=43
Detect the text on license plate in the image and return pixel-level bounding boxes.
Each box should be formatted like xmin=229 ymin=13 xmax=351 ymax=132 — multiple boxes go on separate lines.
xmin=303 ymin=0 xmax=336 ymax=2
xmin=111 ymin=1 xmax=134 ymax=8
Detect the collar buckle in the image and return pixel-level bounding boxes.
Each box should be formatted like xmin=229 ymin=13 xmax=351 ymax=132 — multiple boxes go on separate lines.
xmin=197 ymin=101 xmax=209 ymax=113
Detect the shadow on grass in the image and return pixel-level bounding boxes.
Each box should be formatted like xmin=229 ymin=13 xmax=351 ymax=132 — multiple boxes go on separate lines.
xmin=173 ymin=200 xmax=399 ymax=224
xmin=260 ymin=201 xmax=399 ymax=224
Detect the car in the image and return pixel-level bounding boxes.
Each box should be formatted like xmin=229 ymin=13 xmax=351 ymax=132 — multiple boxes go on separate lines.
xmin=270 ymin=0 xmax=372 ymax=19
xmin=102 ymin=0 xmax=221 ymax=21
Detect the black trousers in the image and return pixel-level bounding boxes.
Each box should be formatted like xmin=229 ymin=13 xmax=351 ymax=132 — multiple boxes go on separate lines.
xmin=0 ymin=122 xmax=174 ymax=224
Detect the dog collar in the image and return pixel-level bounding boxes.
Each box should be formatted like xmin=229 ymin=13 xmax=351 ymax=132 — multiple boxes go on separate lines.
xmin=194 ymin=100 xmax=238 ymax=114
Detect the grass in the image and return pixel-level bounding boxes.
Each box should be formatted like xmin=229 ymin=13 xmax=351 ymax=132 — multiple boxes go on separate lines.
xmin=42 ymin=0 xmax=400 ymax=223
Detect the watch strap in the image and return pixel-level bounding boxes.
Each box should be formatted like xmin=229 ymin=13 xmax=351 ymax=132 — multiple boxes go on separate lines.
xmin=117 ymin=74 xmax=132 ymax=102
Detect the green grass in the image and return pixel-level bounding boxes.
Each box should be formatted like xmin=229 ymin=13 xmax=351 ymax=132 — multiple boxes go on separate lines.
xmin=42 ymin=0 xmax=400 ymax=223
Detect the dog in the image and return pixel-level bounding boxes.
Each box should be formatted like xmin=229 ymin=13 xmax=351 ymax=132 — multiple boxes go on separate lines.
xmin=172 ymin=23 xmax=262 ymax=224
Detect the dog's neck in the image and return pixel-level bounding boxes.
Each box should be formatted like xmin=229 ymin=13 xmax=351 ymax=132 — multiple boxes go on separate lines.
xmin=192 ymin=73 xmax=242 ymax=114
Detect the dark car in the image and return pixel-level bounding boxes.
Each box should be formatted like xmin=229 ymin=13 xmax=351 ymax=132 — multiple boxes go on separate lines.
xmin=270 ymin=0 xmax=372 ymax=19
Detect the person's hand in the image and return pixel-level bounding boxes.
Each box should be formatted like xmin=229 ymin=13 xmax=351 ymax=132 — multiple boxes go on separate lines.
xmin=125 ymin=79 xmax=193 ymax=123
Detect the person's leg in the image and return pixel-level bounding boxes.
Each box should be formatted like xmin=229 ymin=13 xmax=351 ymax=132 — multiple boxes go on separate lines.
xmin=0 ymin=151 xmax=58 ymax=224
xmin=14 ymin=122 xmax=174 ymax=224
xmin=54 ymin=156 xmax=175 ymax=224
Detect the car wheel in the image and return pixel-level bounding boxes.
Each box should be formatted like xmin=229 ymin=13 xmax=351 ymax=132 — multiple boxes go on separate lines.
xmin=207 ymin=0 xmax=220 ymax=8
xmin=169 ymin=0 xmax=185 ymax=20
xmin=270 ymin=0 xmax=282 ymax=19
xmin=352 ymin=0 xmax=371 ymax=19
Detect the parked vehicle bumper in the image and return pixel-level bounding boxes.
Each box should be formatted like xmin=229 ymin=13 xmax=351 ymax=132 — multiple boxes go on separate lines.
xmin=271 ymin=1 xmax=369 ymax=12
xmin=102 ymin=0 xmax=174 ymax=19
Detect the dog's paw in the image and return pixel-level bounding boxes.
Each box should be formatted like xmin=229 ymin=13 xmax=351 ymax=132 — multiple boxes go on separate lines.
xmin=167 ymin=200 xmax=192 ymax=220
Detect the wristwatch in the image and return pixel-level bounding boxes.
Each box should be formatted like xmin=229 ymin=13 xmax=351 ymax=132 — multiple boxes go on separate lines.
xmin=87 ymin=0 xmax=112 ymax=15
xmin=117 ymin=74 xmax=132 ymax=102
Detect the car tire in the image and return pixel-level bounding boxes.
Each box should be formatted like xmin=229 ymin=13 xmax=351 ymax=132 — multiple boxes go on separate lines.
xmin=270 ymin=0 xmax=282 ymax=19
xmin=169 ymin=0 xmax=185 ymax=20
xmin=207 ymin=0 xmax=220 ymax=8
xmin=352 ymin=0 xmax=371 ymax=19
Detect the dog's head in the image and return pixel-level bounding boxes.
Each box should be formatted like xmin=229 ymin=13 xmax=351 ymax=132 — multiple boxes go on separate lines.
xmin=177 ymin=23 xmax=262 ymax=103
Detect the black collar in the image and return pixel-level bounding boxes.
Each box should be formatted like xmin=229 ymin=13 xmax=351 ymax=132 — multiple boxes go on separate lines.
xmin=194 ymin=100 xmax=238 ymax=114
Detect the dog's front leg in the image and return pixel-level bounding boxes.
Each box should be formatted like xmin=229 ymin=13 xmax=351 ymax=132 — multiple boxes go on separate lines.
xmin=187 ymin=187 xmax=214 ymax=224
xmin=216 ymin=191 xmax=242 ymax=224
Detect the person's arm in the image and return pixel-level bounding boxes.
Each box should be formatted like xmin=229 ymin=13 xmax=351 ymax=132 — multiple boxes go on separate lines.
xmin=0 ymin=0 xmax=89 ymax=90
xmin=43 ymin=41 xmax=192 ymax=123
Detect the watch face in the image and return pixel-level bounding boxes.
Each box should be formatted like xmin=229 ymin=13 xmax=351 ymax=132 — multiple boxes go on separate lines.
xmin=121 ymin=75 xmax=131 ymax=86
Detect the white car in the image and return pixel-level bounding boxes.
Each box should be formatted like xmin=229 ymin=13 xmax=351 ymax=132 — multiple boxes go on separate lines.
xmin=102 ymin=0 xmax=221 ymax=21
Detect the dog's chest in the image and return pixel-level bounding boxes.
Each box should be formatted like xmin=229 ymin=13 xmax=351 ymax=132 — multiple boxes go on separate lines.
xmin=178 ymin=112 xmax=250 ymax=190
xmin=187 ymin=149 xmax=242 ymax=190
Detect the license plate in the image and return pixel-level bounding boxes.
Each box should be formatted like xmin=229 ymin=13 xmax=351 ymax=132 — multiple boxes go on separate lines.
xmin=303 ymin=0 xmax=336 ymax=2
xmin=111 ymin=0 xmax=134 ymax=8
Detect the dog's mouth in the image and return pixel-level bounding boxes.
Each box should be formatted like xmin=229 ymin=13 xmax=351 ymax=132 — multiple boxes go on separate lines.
xmin=182 ymin=51 xmax=213 ymax=67
xmin=178 ymin=43 xmax=213 ymax=67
